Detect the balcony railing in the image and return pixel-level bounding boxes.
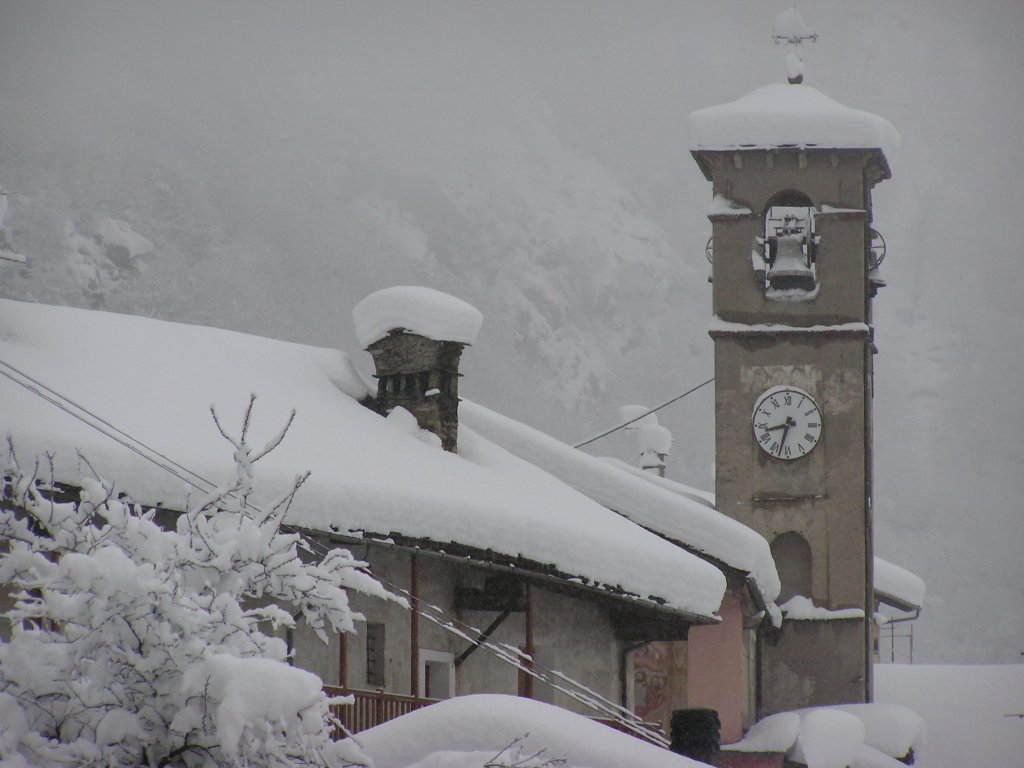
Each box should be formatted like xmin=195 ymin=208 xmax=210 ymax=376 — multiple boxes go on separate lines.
xmin=322 ymin=687 xmax=665 ymax=746
xmin=322 ymin=686 xmax=437 ymax=736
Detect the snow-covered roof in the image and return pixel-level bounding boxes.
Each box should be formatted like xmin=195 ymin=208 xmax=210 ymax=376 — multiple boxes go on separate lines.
xmin=459 ymin=401 xmax=781 ymax=606
xmin=688 ymin=82 xmax=899 ymax=172
xmin=352 ymin=285 xmax=483 ymax=349
xmin=0 ymin=299 xmax=724 ymax=620
xmin=874 ymin=557 xmax=926 ymax=611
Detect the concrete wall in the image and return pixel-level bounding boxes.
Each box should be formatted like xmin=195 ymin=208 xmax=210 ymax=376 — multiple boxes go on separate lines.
xmin=713 ymin=334 xmax=870 ymax=609
xmin=705 ymin=149 xmax=874 ymax=327
xmin=688 ymin=593 xmax=746 ymax=743
xmin=289 ymin=545 xmax=629 ymax=717
xmin=760 ymin=619 xmax=867 ymax=714
xmin=531 ymin=587 xmax=625 ymax=715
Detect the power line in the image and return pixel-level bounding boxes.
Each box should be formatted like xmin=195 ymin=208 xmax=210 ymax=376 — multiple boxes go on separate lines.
xmin=573 ymin=376 xmax=714 ymax=449
xmin=0 ymin=356 xmax=667 ymax=746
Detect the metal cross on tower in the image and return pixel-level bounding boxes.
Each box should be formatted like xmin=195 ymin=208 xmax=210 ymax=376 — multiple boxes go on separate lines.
xmin=772 ymin=7 xmax=818 ymax=84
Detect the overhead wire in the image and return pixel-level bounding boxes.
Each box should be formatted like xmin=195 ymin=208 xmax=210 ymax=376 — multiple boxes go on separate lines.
xmin=0 ymin=356 xmax=668 ymax=746
xmin=573 ymin=376 xmax=715 ymax=449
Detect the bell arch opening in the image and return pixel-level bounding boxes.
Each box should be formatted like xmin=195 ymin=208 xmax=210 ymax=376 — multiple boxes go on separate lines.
xmin=754 ymin=190 xmax=819 ymax=294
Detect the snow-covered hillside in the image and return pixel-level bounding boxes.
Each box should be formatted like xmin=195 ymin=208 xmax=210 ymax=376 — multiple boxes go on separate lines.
xmin=0 ymin=1 xmax=1021 ymax=663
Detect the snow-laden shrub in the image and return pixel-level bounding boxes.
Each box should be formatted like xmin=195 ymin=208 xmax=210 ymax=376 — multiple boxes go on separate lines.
xmin=0 ymin=402 xmax=393 ymax=767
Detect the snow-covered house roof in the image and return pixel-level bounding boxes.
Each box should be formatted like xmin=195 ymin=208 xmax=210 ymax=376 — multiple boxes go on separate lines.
xmin=459 ymin=401 xmax=781 ymax=609
xmin=874 ymin=557 xmax=926 ymax=613
xmin=0 ymin=299 xmax=725 ymax=621
xmin=688 ymin=82 xmax=899 ymax=179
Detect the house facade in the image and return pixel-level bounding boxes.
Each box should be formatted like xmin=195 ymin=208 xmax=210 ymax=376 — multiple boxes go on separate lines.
xmin=0 ymin=292 xmax=726 ymax=743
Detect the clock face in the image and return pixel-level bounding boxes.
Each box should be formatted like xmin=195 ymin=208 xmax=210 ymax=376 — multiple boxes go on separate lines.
xmin=751 ymin=386 xmax=822 ymax=460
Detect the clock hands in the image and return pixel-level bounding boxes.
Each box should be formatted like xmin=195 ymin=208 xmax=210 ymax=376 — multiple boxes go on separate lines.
xmin=768 ymin=417 xmax=797 ymax=456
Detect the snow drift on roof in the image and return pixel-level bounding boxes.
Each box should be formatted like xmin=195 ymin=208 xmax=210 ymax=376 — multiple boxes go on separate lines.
xmin=874 ymin=557 xmax=926 ymax=610
xmin=0 ymin=299 xmax=724 ymax=619
xmin=460 ymin=400 xmax=780 ymax=605
xmin=688 ymin=82 xmax=899 ymax=168
xmin=352 ymin=285 xmax=483 ymax=348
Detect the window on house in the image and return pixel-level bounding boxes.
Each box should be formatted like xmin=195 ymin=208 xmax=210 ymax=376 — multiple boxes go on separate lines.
xmin=418 ymin=649 xmax=455 ymax=700
xmin=366 ymin=622 xmax=385 ymax=688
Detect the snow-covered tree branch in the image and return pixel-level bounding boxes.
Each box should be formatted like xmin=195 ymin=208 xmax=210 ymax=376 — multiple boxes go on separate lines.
xmin=0 ymin=407 xmax=393 ymax=768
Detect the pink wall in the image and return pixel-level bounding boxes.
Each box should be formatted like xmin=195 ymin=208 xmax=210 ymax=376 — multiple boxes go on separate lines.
xmin=687 ymin=592 xmax=746 ymax=743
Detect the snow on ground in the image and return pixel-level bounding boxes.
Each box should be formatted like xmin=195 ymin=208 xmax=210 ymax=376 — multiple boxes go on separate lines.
xmin=0 ymin=298 xmax=725 ymax=619
xmin=688 ymin=82 xmax=900 ymax=168
xmin=725 ymin=701 xmax=923 ymax=768
xmin=348 ymin=694 xmax=707 ymax=768
xmin=875 ymin=664 xmax=1024 ymax=768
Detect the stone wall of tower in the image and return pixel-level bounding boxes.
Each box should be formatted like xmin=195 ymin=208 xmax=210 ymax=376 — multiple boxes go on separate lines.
xmin=701 ymin=146 xmax=881 ymax=714
xmin=703 ymin=148 xmax=878 ymax=326
xmin=711 ymin=329 xmax=870 ymax=611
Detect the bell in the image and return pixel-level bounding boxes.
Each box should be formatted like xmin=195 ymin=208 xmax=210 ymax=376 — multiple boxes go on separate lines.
xmin=768 ymin=234 xmax=816 ymax=291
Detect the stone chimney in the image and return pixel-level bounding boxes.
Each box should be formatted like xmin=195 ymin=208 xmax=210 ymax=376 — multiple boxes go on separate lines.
xmin=353 ymin=286 xmax=483 ymax=453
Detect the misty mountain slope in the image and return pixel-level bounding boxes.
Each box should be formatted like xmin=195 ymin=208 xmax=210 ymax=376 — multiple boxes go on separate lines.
xmin=0 ymin=2 xmax=711 ymax=458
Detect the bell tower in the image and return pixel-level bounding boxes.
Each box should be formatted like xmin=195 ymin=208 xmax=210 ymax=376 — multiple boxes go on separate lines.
xmin=689 ymin=11 xmax=897 ymax=715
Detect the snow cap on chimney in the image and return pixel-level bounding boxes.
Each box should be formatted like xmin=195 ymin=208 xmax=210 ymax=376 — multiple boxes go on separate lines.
xmin=353 ymin=285 xmax=482 ymax=349
xmin=354 ymin=286 xmax=482 ymax=453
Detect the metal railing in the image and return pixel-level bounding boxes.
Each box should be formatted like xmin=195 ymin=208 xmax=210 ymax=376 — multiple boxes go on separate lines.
xmin=323 ymin=686 xmax=437 ymax=736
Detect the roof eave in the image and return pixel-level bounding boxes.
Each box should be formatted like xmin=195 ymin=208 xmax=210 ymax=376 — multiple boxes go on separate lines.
xmin=316 ymin=527 xmax=719 ymax=627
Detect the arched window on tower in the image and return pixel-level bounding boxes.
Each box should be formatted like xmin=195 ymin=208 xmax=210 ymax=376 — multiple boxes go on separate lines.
xmin=770 ymin=531 xmax=813 ymax=603
xmin=754 ymin=190 xmax=819 ymax=296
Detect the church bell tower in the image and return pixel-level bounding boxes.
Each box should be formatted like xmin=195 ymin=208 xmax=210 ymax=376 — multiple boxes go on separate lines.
xmin=688 ymin=11 xmax=897 ymax=715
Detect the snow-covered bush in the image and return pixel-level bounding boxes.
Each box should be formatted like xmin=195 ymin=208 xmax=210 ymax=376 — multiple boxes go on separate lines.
xmin=0 ymin=402 xmax=392 ymax=768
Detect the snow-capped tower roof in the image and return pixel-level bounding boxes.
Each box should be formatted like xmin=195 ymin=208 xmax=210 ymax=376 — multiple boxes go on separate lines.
xmin=688 ymin=85 xmax=899 ymax=174
xmin=688 ymin=8 xmax=899 ymax=179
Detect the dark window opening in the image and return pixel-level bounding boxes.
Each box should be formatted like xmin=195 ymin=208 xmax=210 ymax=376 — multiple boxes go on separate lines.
xmin=366 ymin=622 xmax=385 ymax=688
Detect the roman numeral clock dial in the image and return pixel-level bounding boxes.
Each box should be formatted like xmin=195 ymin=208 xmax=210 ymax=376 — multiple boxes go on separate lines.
xmin=751 ymin=385 xmax=822 ymax=460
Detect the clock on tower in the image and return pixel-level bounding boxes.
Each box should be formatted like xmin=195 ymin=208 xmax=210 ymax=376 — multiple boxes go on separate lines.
xmin=688 ymin=11 xmax=898 ymax=716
